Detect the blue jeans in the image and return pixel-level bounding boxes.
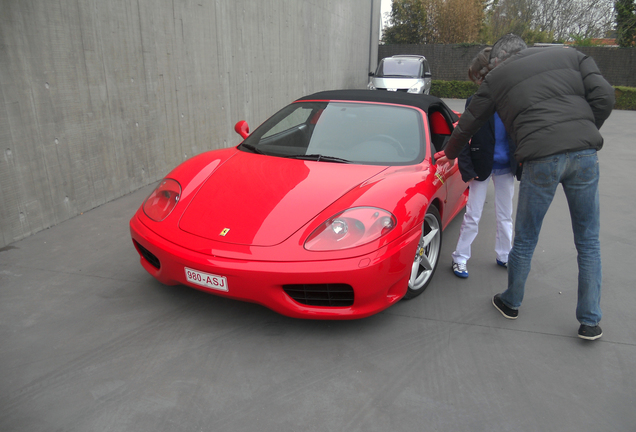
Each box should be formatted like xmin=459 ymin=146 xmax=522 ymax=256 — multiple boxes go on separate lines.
xmin=500 ymin=149 xmax=602 ymax=326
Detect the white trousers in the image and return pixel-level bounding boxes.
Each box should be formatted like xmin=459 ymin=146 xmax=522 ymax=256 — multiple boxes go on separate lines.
xmin=451 ymin=173 xmax=515 ymax=264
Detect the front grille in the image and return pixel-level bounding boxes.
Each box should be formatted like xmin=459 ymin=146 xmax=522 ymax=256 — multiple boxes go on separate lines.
xmin=283 ymin=284 xmax=354 ymax=307
xmin=134 ymin=240 xmax=161 ymax=269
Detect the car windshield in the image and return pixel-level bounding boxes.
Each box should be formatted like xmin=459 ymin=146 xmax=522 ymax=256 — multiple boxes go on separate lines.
xmin=376 ymin=58 xmax=422 ymax=78
xmin=239 ymin=102 xmax=425 ymax=165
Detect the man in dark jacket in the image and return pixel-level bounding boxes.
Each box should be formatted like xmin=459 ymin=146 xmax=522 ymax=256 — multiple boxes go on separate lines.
xmin=436 ymin=34 xmax=615 ymax=340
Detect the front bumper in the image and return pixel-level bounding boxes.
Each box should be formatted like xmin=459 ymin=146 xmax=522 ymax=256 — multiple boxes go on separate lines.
xmin=129 ymin=215 xmax=421 ymax=319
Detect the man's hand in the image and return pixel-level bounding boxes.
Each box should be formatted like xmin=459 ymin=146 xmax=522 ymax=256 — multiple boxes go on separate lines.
xmin=434 ymin=151 xmax=455 ymax=170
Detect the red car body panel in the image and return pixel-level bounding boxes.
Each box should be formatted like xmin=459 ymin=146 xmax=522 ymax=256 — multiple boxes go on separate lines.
xmin=179 ymin=151 xmax=387 ymax=247
xmin=131 ymin=214 xmax=421 ymax=319
xmin=130 ymin=91 xmax=468 ymax=319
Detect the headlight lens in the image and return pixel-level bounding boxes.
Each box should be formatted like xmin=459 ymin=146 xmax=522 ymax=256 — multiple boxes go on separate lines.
xmin=143 ymin=179 xmax=181 ymax=222
xmin=407 ymin=82 xmax=425 ymax=93
xmin=367 ymin=82 xmax=376 ymax=90
xmin=304 ymin=207 xmax=396 ymax=251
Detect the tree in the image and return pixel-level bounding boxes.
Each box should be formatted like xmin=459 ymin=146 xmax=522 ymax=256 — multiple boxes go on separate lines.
xmin=437 ymin=0 xmax=486 ymax=43
xmin=382 ymin=0 xmax=485 ymax=44
xmin=382 ymin=0 xmax=435 ymax=44
xmin=549 ymin=0 xmax=614 ymax=40
xmin=616 ymin=0 xmax=636 ymax=46
xmin=482 ymin=0 xmax=614 ymax=43
xmin=382 ymin=0 xmax=614 ymax=45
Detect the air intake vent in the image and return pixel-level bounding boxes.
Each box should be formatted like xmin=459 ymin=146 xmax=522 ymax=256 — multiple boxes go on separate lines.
xmin=134 ymin=240 xmax=161 ymax=270
xmin=283 ymin=284 xmax=354 ymax=307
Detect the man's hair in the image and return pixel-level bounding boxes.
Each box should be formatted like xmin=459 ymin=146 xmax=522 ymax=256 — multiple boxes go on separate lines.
xmin=489 ymin=34 xmax=527 ymax=66
xmin=468 ymin=47 xmax=492 ymax=84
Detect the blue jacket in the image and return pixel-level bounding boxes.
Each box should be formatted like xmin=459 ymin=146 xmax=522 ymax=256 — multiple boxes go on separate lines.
xmin=457 ymin=96 xmax=518 ymax=182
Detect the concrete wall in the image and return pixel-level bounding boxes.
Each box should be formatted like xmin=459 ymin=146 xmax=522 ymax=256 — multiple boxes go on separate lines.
xmin=0 ymin=0 xmax=381 ymax=248
xmin=378 ymin=44 xmax=636 ymax=87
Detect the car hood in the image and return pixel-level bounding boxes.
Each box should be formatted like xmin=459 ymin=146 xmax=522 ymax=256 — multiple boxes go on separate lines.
xmin=178 ymin=152 xmax=387 ymax=246
xmin=372 ymin=77 xmax=423 ymax=89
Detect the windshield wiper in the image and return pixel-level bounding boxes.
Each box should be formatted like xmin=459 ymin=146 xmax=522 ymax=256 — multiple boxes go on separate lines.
xmin=289 ymin=154 xmax=350 ymax=163
xmin=238 ymin=143 xmax=265 ymax=154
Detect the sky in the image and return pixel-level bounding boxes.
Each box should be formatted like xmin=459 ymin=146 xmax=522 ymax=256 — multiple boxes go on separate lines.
xmin=381 ymin=0 xmax=391 ymax=27
xmin=380 ymin=0 xmax=391 ymax=37
xmin=381 ymin=0 xmax=391 ymax=16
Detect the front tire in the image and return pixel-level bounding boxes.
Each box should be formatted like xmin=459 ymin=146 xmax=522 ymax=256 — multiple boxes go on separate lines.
xmin=403 ymin=205 xmax=442 ymax=300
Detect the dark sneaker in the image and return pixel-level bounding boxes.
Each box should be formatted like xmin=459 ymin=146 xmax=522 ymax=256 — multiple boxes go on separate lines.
xmin=492 ymin=294 xmax=518 ymax=319
xmin=578 ymin=324 xmax=603 ymax=341
xmin=452 ymin=261 xmax=468 ymax=278
xmin=496 ymin=259 xmax=507 ymax=268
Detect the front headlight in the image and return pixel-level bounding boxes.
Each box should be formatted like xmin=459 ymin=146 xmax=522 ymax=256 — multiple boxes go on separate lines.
xmin=407 ymin=82 xmax=425 ymax=93
xmin=367 ymin=82 xmax=376 ymax=90
xmin=143 ymin=178 xmax=182 ymax=222
xmin=304 ymin=207 xmax=396 ymax=251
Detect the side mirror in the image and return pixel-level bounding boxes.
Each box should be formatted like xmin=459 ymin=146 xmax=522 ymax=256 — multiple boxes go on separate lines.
xmin=368 ymin=71 xmax=375 ymax=77
xmin=234 ymin=120 xmax=250 ymax=139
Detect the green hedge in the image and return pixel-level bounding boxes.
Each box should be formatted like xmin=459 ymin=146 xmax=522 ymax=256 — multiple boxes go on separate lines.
xmin=431 ymin=80 xmax=636 ymax=111
xmin=430 ymin=80 xmax=478 ymax=99
xmin=614 ymin=87 xmax=636 ymax=110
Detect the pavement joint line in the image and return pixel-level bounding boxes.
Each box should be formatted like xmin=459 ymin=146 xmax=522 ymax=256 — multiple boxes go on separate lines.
xmin=383 ymin=311 xmax=634 ymax=346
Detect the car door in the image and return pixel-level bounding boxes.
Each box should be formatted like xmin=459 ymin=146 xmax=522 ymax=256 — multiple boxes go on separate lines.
xmin=428 ymin=109 xmax=468 ymax=225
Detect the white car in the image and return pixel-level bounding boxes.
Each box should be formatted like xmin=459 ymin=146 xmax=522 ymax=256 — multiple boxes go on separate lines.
xmin=368 ymin=55 xmax=432 ymax=95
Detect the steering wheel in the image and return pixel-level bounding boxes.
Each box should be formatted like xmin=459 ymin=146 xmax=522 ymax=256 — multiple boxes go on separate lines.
xmin=366 ymin=134 xmax=408 ymax=156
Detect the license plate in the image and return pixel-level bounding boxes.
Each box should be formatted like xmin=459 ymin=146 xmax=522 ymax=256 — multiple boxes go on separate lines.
xmin=387 ymin=88 xmax=397 ymax=92
xmin=185 ymin=267 xmax=228 ymax=292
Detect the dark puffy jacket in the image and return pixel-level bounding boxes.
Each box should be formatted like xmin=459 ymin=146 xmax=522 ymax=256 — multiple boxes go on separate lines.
xmin=445 ymin=47 xmax=615 ymax=162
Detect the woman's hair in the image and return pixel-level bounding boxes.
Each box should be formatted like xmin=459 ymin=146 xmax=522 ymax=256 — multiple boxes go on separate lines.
xmin=468 ymin=47 xmax=492 ymax=84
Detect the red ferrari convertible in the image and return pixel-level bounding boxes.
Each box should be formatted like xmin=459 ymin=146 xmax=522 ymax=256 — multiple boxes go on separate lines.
xmin=130 ymin=90 xmax=468 ymax=319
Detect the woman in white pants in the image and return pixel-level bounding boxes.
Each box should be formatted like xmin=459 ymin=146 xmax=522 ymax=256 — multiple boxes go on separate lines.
xmin=451 ymin=48 xmax=518 ymax=278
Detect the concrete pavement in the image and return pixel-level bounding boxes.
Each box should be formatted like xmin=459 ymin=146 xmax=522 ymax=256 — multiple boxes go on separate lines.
xmin=1 ymin=100 xmax=635 ymax=432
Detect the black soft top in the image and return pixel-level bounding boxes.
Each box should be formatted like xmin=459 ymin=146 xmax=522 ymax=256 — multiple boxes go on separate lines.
xmin=296 ymin=89 xmax=459 ymax=123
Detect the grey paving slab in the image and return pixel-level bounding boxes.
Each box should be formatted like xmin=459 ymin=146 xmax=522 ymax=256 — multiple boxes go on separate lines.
xmin=1 ymin=101 xmax=635 ymax=432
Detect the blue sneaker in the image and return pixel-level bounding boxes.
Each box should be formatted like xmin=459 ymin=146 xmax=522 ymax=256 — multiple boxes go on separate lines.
xmin=452 ymin=262 xmax=468 ymax=278
xmin=496 ymin=259 xmax=507 ymax=268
